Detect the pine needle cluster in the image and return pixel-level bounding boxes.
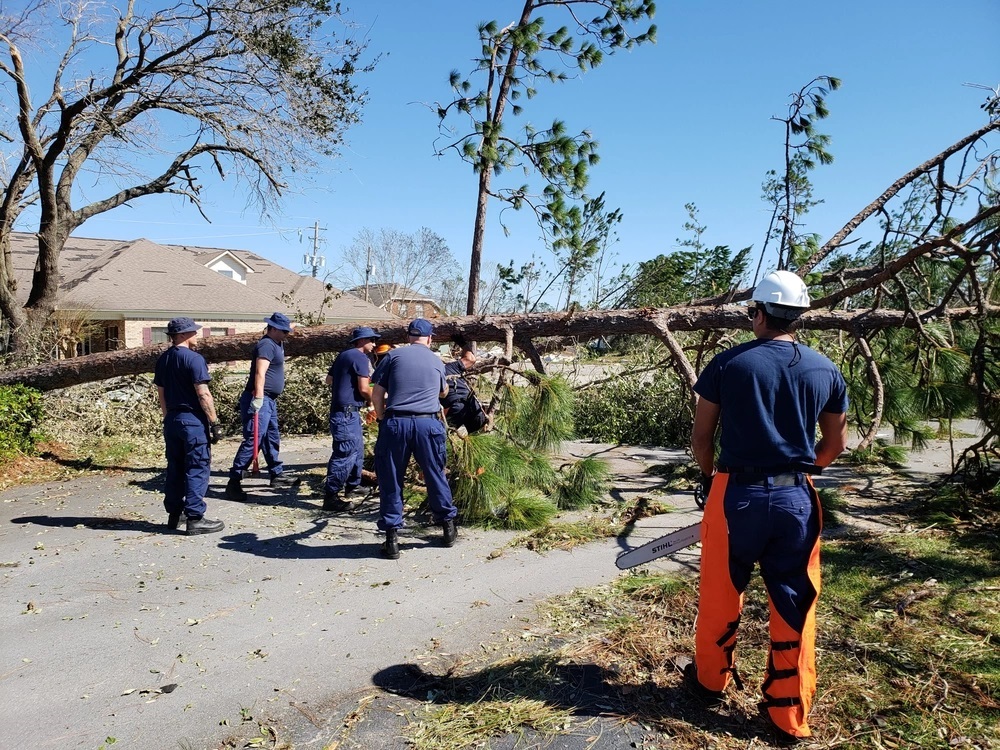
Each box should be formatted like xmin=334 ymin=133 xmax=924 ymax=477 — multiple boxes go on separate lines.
xmin=447 ymin=374 xmax=610 ymax=529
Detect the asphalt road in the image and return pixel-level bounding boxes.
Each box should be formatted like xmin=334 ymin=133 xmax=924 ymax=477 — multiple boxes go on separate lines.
xmin=0 ymin=436 xmax=697 ymax=750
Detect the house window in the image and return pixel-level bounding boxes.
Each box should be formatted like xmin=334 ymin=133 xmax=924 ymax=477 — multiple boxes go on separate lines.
xmin=75 ymin=336 xmax=92 ymax=356
xmin=216 ymin=269 xmax=234 ymax=279
xmin=150 ymin=327 xmax=170 ymax=344
xmin=398 ymin=302 xmax=408 ymax=316
xmin=202 ymin=328 xmax=226 ymax=337
xmin=104 ymin=326 xmax=120 ymax=351
xmin=414 ymin=303 xmax=424 ymax=317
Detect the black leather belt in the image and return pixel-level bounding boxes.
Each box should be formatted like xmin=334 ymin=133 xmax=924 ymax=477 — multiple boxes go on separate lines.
xmin=729 ymin=472 xmax=804 ymax=487
xmin=718 ymin=463 xmax=821 ymax=475
xmin=385 ymin=411 xmax=439 ymax=418
xmin=333 ymin=405 xmax=360 ymax=413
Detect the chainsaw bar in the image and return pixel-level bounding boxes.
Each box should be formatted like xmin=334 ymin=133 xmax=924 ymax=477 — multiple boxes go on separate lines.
xmin=615 ymin=522 xmax=702 ymax=570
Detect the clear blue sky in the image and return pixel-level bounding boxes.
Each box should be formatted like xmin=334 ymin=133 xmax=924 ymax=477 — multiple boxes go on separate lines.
xmin=63 ymin=0 xmax=1000 ymax=293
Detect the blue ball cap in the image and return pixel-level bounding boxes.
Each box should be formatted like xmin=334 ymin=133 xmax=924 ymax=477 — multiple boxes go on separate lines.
xmin=407 ymin=318 xmax=433 ymax=337
xmin=166 ymin=317 xmax=199 ymax=335
xmin=264 ymin=312 xmax=293 ymax=332
xmin=350 ymin=326 xmax=381 ymax=343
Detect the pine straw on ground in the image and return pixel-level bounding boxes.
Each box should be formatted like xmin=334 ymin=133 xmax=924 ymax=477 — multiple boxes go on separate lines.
xmin=380 ymin=487 xmax=1000 ymax=750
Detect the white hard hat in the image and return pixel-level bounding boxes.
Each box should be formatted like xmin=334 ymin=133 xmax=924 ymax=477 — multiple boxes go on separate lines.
xmin=752 ymin=270 xmax=811 ymax=319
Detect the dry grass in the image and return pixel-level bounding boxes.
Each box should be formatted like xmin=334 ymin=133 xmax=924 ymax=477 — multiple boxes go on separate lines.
xmin=383 ymin=519 xmax=1000 ymax=750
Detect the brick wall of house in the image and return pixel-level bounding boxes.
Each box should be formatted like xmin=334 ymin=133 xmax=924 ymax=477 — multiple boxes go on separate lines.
xmin=122 ymin=319 xmax=271 ymax=349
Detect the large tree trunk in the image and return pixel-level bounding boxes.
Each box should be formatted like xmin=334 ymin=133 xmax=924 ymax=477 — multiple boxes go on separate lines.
xmin=3 ymin=304 xmax=1000 ymax=392
xmin=467 ymin=168 xmax=490 ymax=315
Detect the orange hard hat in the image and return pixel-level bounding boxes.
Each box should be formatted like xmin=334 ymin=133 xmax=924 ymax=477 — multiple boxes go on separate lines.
xmin=375 ymin=344 xmax=392 ymax=355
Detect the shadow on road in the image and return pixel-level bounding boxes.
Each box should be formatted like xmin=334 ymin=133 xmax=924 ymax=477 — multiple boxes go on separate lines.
xmin=371 ymin=658 xmax=775 ymax=743
xmin=217 ymin=518 xmax=440 ymax=560
xmin=10 ymin=515 xmax=171 ymax=533
xmin=37 ymin=451 xmax=160 ymax=475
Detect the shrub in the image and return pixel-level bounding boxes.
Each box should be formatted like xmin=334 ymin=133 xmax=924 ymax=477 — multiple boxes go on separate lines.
xmin=0 ymin=384 xmax=44 ymax=457
xmin=574 ymin=368 xmax=692 ymax=447
xmin=208 ymin=355 xmax=335 ymax=437
xmin=272 ymin=354 xmax=332 ymax=434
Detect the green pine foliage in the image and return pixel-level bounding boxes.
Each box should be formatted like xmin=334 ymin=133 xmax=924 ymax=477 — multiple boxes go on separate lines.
xmin=554 ymin=457 xmax=610 ymax=510
xmin=447 ymin=377 xmax=612 ymax=529
xmin=488 ymin=487 xmax=559 ymax=530
xmin=501 ymin=375 xmax=575 ymax=452
xmin=846 ymin=439 xmax=910 ymax=468
xmin=448 ymin=431 xmax=558 ymax=526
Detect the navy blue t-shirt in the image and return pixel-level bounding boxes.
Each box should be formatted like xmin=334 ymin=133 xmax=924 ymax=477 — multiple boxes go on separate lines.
xmin=328 ymin=347 xmax=372 ymax=408
xmin=371 ymin=344 xmax=446 ymax=414
xmin=441 ymin=359 xmax=470 ymax=412
xmin=154 ymin=346 xmax=211 ymax=417
xmin=245 ymin=335 xmax=285 ymax=397
xmin=693 ymin=339 xmax=848 ymax=469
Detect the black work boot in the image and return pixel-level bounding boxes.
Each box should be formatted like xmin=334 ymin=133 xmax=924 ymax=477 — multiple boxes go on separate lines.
xmin=186 ymin=516 xmax=225 ymax=535
xmin=442 ymin=518 xmax=458 ymax=547
xmin=381 ymin=529 xmax=400 ymax=560
xmin=269 ymin=473 xmax=300 ymax=489
xmin=323 ymin=490 xmax=355 ymax=513
xmin=166 ymin=512 xmax=182 ymax=531
xmin=224 ymin=477 xmax=247 ymax=501
xmin=682 ymin=661 xmax=725 ymax=704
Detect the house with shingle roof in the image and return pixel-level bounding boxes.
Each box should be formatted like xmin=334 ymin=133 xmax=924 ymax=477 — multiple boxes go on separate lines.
xmin=8 ymin=232 xmax=397 ymax=357
xmin=348 ymin=283 xmax=442 ymax=319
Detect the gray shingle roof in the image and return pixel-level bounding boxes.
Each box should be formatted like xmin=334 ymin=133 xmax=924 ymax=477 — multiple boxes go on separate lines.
xmin=10 ymin=232 xmax=397 ymax=323
xmin=346 ymin=283 xmax=438 ymax=309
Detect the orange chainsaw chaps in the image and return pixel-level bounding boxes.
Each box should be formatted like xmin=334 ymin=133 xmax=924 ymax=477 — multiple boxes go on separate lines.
xmin=694 ymin=472 xmax=743 ymax=693
xmin=762 ymin=476 xmax=822 ymax=739
xmin=694 ymin=471 xmax=822 ymax=739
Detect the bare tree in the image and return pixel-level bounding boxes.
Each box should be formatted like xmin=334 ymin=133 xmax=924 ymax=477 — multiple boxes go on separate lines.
xmin=0 ymin=0 xmax=372 ymax=357
xmin=334 ymin=226 xmax=458 ymax=309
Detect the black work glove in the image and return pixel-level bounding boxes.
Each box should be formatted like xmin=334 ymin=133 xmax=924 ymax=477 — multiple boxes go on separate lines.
xmin=694 ymin=472 xmax=714 ymax=509
xmin=210 ymin=423 xmax=222 ymax=444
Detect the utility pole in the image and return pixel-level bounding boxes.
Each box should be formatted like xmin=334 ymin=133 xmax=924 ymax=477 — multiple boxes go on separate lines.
xmin=364 ymin=244 xmax=373 ymax=303
xmin=302 ymin=221 xmax=326 ymax=278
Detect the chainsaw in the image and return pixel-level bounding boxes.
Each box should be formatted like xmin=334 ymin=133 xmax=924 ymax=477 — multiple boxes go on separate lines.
xmin=615 ymin=479 xmax=707 ymax=570
xmin=615 ymin=521 xmax=701 ymax=569
xmin=616 ymin=466 xmax=820 ymax=569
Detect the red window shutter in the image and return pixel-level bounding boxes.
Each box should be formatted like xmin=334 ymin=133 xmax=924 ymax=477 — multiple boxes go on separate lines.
xmin=202 ymin=327 xmax=210 ymax=337
xmin=227 ymin=328 xmax=235 ymax=336
xmin=142 ymin=327 xmax=152 ymax=346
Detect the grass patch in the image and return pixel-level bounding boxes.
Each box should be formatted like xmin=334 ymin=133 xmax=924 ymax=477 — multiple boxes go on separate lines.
xmin=818 ymin=486 xmax=847 ymax=527
xmin=407 ymin=696 xmax=574 ymax=750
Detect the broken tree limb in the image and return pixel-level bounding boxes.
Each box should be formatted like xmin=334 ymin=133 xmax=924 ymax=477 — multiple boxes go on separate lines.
xmin=4 ymin=304 xmax=1000 ymax=392
xmin=853 ymin=334 xmax=884 ymax=452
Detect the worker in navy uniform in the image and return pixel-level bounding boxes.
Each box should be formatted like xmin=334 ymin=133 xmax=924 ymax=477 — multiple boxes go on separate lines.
xmin=689 ymin=271 xmax=849 ymax=743
xmin=153 ymin=317 xmax=225 ymax=535
xmin=370 ymin=318 xmax=458 ymax=559
xmin=441 ymin=347 xmax=487 ymax=433
xmin=225 ymin=312 xmax=298 ymax=501
xmin=323 ymin=326 xmax=380 ymax=512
